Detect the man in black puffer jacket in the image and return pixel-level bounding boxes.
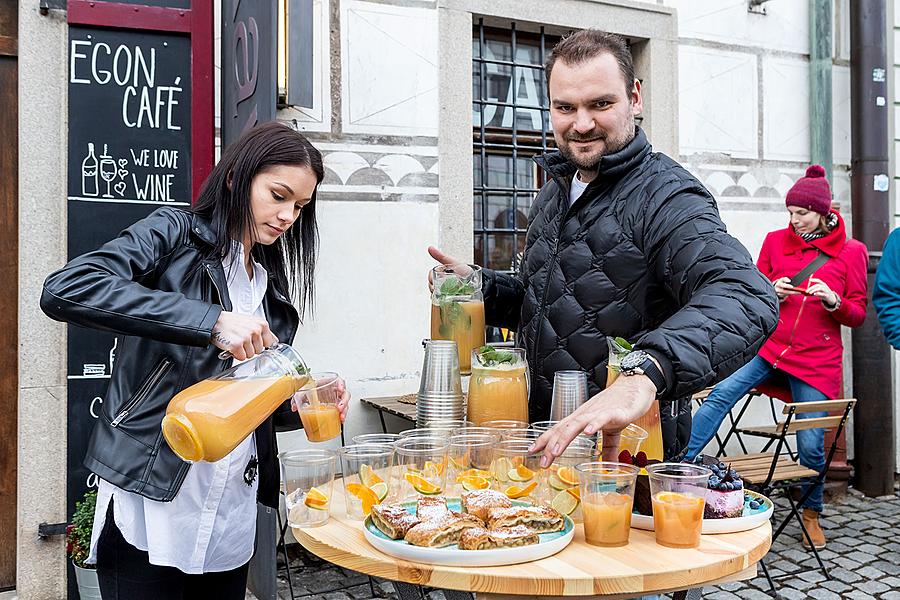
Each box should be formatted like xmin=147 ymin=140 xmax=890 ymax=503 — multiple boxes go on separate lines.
xmin=430 ymin=30 xmax=778 ymax=464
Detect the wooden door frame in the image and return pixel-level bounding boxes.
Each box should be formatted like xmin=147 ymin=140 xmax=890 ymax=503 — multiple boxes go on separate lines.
xmin=0 ymin=0 xmax=18 ymax=591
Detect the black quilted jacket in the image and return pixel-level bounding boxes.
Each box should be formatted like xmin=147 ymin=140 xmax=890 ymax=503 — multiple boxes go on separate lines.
xmin=483 ymin=127 xmax=779 ymax=421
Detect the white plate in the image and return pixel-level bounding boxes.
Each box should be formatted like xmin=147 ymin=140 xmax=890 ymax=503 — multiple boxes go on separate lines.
xmin=630 ymin=490 xmax=774 ymax=534
xmin=363 ymin=498 xmax=575 ymax=567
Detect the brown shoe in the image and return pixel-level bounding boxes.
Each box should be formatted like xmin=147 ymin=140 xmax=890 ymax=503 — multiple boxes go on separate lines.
xmin=801 ymin=508 xmax=826 ymax=549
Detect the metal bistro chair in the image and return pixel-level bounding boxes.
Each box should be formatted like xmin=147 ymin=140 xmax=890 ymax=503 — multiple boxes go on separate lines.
xmin=725 ymin=398 xmax=855 ymax=591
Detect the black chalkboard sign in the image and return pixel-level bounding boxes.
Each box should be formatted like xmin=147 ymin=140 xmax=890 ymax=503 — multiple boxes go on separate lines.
xmin=66 ymin=24 xmax=192 ymax=532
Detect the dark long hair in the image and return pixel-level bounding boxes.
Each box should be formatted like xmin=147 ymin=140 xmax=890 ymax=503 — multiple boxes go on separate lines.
xmin=192 ymin=121 xmax=323 ymax=318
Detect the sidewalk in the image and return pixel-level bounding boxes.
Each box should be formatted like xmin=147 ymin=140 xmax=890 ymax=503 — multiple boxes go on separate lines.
xmin=265 ymin=486 xmax=900 ymax=599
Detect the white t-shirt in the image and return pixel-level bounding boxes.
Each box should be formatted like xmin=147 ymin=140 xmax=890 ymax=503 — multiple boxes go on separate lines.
xmin=88 ymin=241 xmax=268 ymax=574
xmin=569 ymin=172 xmax=589 ymax=206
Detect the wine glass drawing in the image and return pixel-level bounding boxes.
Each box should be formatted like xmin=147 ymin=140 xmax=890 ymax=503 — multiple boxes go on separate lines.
xmin=99 ymin=144 xmax=117 ymax=198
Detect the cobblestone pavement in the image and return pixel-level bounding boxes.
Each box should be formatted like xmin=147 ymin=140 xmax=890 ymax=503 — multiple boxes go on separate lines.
xmin=257 ymin=486 xmax=900 ymax=599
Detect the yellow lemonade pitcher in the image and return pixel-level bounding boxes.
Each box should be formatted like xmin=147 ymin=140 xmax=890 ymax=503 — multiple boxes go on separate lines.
xmin=162 ymin=344 xmax=310 ymax=462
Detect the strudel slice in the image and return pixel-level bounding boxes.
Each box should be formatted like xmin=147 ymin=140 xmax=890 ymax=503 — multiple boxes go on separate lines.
xmin=460 ymin=489 xmax=512 ymax=523
xmin=416 ymin=496 xmax=450 ymax=521
xmin=486 ymin=505 xmax=565 ymax=533
xmin=404 ymin=513 xmax=483 ymax=547
xmin=370 ymin=504 xmax=420 ymax=540
xmin=458 ymin=525 xmax=539 ymax=550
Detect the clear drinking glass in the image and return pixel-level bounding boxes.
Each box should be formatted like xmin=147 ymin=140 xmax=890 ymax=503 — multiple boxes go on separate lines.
xmin=295 ymin=372 xmax=344 ymax=443
xmin=399 ymin=427 xmax=455 ymax=439
xmin=280 ymin=449 xmax=336 ymax=528
xmin=447 ymin=433 xmax=495 ymax=496
xmin=576 ymin=462 xmax=639 ymax=547
xmin=339 ymin=444 xmax=394 ymax=519
xmin=597 ymin=423 xmax=649 ymax=458
xmin=543 ymin=442 xmax=595 ymax=522
xmin=647 ymin=462 xmax=712 ymax=548
xmin=491 ymin=439 xmax=542 ymax=503
xmin=351 ymin=433 xmax=400 ymax=446
xmin=393 ymin=436 xmax=450 ymax=501
xmin=549 ymin=370 xmax=588 ymax=421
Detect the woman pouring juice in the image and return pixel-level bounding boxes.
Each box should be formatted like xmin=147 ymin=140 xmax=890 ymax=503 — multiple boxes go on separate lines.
xmin=40 ymin=122 xmax=349 ymax=600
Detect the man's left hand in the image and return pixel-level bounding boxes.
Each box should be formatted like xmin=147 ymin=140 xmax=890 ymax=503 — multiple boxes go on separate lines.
xmin=529 ymin=374 xmax=657 ymax=467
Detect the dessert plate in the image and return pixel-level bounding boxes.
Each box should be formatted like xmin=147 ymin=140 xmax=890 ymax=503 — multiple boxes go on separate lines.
xmin=630 ymin=490 xmax=774 ymax=534
xmin=363 ymin=497 xmax=575 ymax=566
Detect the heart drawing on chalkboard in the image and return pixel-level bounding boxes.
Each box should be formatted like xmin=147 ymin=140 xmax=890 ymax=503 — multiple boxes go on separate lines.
xmin=114 ymin=182 xmax=127 ymax=196
xmin=118 ymin=169 xmax=128 ymax=179
xmin=118 ymin=158 xmax=128 ymax=168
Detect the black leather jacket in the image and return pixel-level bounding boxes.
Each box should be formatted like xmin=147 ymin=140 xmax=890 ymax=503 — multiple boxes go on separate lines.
xmin=40 ymin=207 xmax=301 ymax=508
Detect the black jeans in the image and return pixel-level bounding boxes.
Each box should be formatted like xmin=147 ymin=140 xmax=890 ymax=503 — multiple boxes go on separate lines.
xmin=96 ymin=503 xmax=249 ymax=600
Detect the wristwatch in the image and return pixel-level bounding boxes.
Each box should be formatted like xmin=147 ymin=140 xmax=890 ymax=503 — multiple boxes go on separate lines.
xmin=619 ymin=350 xmax=667 ymax=397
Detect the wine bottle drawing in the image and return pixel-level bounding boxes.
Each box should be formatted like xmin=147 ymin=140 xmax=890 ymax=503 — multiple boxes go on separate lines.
xmin=81 ymin=143 xmax=98 ymax=197
xmin=100 ymin=144 xmax=116 ymax=198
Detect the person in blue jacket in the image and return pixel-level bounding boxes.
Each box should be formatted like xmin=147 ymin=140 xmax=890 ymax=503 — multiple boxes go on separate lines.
xmin=874 ymin=228 xmax=900 ymax=348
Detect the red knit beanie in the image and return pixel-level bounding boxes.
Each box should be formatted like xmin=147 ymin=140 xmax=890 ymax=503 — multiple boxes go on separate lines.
xmin=785 ymin=165 xmax=832 ymax=215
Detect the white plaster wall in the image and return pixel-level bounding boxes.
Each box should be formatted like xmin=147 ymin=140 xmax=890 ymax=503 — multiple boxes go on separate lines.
xmin=678 ymin=46 xmax=758 ymax=159
xmin=762 ymin=56 xmax=810 ymax=163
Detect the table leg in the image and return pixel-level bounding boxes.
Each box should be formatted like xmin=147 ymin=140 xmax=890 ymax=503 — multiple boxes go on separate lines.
xmin=378 ymin=408 xmax=388 ymax=434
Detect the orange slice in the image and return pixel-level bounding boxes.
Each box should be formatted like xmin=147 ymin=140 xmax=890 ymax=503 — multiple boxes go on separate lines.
xmin=346 ymin=483 xmax=379 ymax=515
xmin=404 ymin=472 xmax=442 ymax=495
xmin=556 ymin=467 xmax=578 ymax=486
xmin=504 ymin=480 xmax=538 ymax=499
xmin=458 ymin=468 xmax=492 ymax=480
xmin=458 ymin=475 xmax=490 ymax=491
xmin=304 ymin=486 xmax=329 ymax=509
xmin=359 ymin=464 xmax=383 ymax=487
xmin=508 ymin=463 xmax=535 ymax=482
xmin=565 ymin=486 xmax=581 ymax=501
xmin=424 ymin=460 xmax=446 ymax=476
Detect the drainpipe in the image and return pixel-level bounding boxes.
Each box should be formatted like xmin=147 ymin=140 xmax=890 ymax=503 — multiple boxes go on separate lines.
xmin=810 ymin=0 xmax=851 ymax=494
xmin=850 ymin=0 xmax=895 ymax=497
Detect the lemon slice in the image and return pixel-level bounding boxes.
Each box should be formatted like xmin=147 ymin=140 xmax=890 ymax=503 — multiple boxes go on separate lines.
xmin=551 ymin=489 xmax=579 ymax=515
xmin=459 ymin=475 xmax=490 ymax=491
xmin=548 ymin=473 xmax=570 ymax=490
xmin=370 ymin=481 xmax=389 ymax=502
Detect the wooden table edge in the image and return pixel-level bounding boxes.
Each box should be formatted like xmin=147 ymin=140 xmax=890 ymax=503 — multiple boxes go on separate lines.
xmin=293 ymin=521 xmax=772 ymax=597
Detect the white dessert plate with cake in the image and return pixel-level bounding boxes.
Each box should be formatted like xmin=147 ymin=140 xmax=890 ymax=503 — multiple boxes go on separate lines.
xmin=363 ymin=492 xmax=574 ymax=567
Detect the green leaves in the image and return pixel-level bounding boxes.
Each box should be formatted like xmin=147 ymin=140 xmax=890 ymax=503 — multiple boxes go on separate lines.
xmin=613 ymin=337 xmax=633 ymax=351
xmin=476 ymin=345 xmax=517 ymax=366
xmin=437 ymin=277 xmax=476 ymax=299
xmin=67 ymin=489 xmax=97 ymax=568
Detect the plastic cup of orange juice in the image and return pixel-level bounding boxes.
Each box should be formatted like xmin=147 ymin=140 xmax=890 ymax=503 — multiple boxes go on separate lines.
xmin=339 ymin=444 xmax=395 ymax=519
xmin=597 ymin=423 xmax=649 ymax=458
xmin=576 ymin=462 xmax=639 ymax=546
xmin=280 ymin=449 xmax=336 ymax=528
xmin=295 ymin=372 xmax=343 ymax=443
xmin=647 ymin=462 xmax=712 ymax=548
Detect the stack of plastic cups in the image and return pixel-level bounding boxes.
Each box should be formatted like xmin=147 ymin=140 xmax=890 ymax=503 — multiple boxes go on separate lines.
xmin=416 ymin=340 xmax=466 ymax=427
xmin=549 ymin=370 xmax=589 ymax=421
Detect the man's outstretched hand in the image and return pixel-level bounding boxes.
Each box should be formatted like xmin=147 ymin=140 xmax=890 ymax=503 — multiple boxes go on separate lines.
xmin=427 ymin=246 xmax=473 ymax=292
xmin=529 ymin=374 xmax=657 ymax=467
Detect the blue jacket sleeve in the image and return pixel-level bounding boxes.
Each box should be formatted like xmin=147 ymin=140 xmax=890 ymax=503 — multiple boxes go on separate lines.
xmin=874 ymin=228 xmax=900 ymax=349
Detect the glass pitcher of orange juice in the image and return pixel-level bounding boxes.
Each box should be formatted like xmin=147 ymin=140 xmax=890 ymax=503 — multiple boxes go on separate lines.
xmin=607 ymin=337 xmax=664 ymax=460
xmin=431 ymin=265 xmax=485 ymax=375
xmin=161 ymin=344 xmax=310 ymax=463
xmin=467 ymin=346 xmax=529 ymax=425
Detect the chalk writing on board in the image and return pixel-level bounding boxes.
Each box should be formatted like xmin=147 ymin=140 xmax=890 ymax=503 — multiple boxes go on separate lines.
xmin=78 ymin=141 xmax=179 ymax=202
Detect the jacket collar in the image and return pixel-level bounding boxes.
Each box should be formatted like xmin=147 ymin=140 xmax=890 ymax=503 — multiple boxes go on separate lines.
xmin=533 ymin=126 xmax=652 ymax=184
xmin=783 ymin=209 xmax=847 ymax=257
xmin=188 ymin=211 xmax=219 ymax=247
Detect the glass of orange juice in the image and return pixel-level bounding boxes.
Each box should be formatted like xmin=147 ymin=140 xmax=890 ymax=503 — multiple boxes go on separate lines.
xmin=576 ymin=462 xmax=639 ymax=546
xmin=295 ymin=372 xmax=343 ymax=443
xmin=280 ymin=449 xmax=336 ymax=528
xmin=393 ymin=436 xmax=450 ymax=501
xmin=339 ymin=444 xmax=395 ymax=519
xmin=647 ymin=463 xmax=712 ymax=548
xmin=468 ymin=348 xmax=529 ymax=425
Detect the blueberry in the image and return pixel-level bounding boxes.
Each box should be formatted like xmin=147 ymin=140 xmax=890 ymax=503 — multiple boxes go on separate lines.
xmin=749 ymin=500 xmax=760 ymax=510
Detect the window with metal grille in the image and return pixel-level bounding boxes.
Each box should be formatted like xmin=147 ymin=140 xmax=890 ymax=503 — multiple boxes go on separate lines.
xmin=473 ymin=21 xmax=560 ymax=276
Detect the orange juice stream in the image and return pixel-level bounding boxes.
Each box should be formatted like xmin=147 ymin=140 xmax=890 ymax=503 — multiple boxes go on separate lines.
xmin=467 ymin=364 xmax=528 ymax=425
xmin=606 ymin=365 xmax=664 ymax=460
xmin=431 ymin=300 xmax=485 ymax=374
xmin=163 ymin=374 xmax=308 ymax=462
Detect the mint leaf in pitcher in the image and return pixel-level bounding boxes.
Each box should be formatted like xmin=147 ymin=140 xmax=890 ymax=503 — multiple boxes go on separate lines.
xmin=476 ymin=345 xmax=516 ymax=367
xmin=437 ymin=277 xmax=476 ymax=299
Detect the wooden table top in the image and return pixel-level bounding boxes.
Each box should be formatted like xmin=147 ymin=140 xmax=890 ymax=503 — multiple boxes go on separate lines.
xmin=360 ymin=395 xmax=417 ymax=422
xmin=293 ymin=492 xmax=772 ymax=597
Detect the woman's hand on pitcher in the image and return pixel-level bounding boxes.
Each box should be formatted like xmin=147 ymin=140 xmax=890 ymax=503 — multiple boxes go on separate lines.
xmin=210 ymin=311 xmax=278 ymax=361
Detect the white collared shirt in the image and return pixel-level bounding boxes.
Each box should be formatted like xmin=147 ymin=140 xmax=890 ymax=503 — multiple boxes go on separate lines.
xmin=88 ymin=241 xmax=269 ymax=574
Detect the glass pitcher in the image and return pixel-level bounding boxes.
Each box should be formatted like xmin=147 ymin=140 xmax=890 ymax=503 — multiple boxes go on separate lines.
xmin=161 ymin=344 xmax=310 ymax=463
xmin=606 ymin=337 xmax=663 ymax=460
xmin=467 ymin=346 xmax=529 ymax=425
xmin=430 ymin=265 xmax=485 ymax=375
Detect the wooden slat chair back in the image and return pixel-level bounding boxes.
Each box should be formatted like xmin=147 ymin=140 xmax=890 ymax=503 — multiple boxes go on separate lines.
xmin=726 ymin=399 xmax=855 ymax=590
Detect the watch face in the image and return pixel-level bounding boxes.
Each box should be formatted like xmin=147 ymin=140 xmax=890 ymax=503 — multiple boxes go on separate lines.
xmin=620 ymin=351 xmax=648 ymax=371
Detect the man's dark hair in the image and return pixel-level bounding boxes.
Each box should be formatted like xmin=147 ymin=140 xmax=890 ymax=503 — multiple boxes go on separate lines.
xmin=545 ymin=29 xmax=635 ymax=96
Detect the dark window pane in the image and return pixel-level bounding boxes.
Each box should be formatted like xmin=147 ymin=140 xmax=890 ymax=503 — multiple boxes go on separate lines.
xmin=486 ymin=233 xmax=517 ymax=271
xmin=474 ymin=192 xmax=483 ymax=230
xmin=474 ymin=235 xmax=485 ymax=266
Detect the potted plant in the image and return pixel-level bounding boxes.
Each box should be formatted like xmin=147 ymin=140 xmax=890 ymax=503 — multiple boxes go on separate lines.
xmin=67 ymin=489 xmax=102 ymax=599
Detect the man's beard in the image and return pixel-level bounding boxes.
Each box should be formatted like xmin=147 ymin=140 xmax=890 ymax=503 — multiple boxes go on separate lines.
xmin=558 ymin=116 xmax=635 ymax=171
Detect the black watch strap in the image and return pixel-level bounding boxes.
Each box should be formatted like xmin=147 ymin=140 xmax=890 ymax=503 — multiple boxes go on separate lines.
xmin=637 ymin=357 xmax=667 ymax=397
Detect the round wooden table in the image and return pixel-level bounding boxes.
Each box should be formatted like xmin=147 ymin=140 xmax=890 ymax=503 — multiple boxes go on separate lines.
xmin=292 ymin=493 xmax=772 ymax=599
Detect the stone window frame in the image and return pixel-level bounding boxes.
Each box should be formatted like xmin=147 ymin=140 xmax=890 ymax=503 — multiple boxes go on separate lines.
xmin=437 ymin=0 xmax=678 ymax=260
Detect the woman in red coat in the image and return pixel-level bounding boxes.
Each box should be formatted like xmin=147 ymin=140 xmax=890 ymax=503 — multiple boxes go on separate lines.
xmin=685 ymin=165 xmax=867 ymax=549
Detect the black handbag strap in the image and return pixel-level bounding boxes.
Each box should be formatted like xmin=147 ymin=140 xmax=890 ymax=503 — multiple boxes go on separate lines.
xmin=789 ymin=251 xmax=830 ymax=287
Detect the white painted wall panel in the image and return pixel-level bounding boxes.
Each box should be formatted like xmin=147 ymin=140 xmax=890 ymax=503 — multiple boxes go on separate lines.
xmin=762 ymin=57 xmax=810 ymax=162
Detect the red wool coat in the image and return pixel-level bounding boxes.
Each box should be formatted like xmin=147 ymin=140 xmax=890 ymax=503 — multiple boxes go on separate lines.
xmin=756 ymin=210 xmax=868 ymax=400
